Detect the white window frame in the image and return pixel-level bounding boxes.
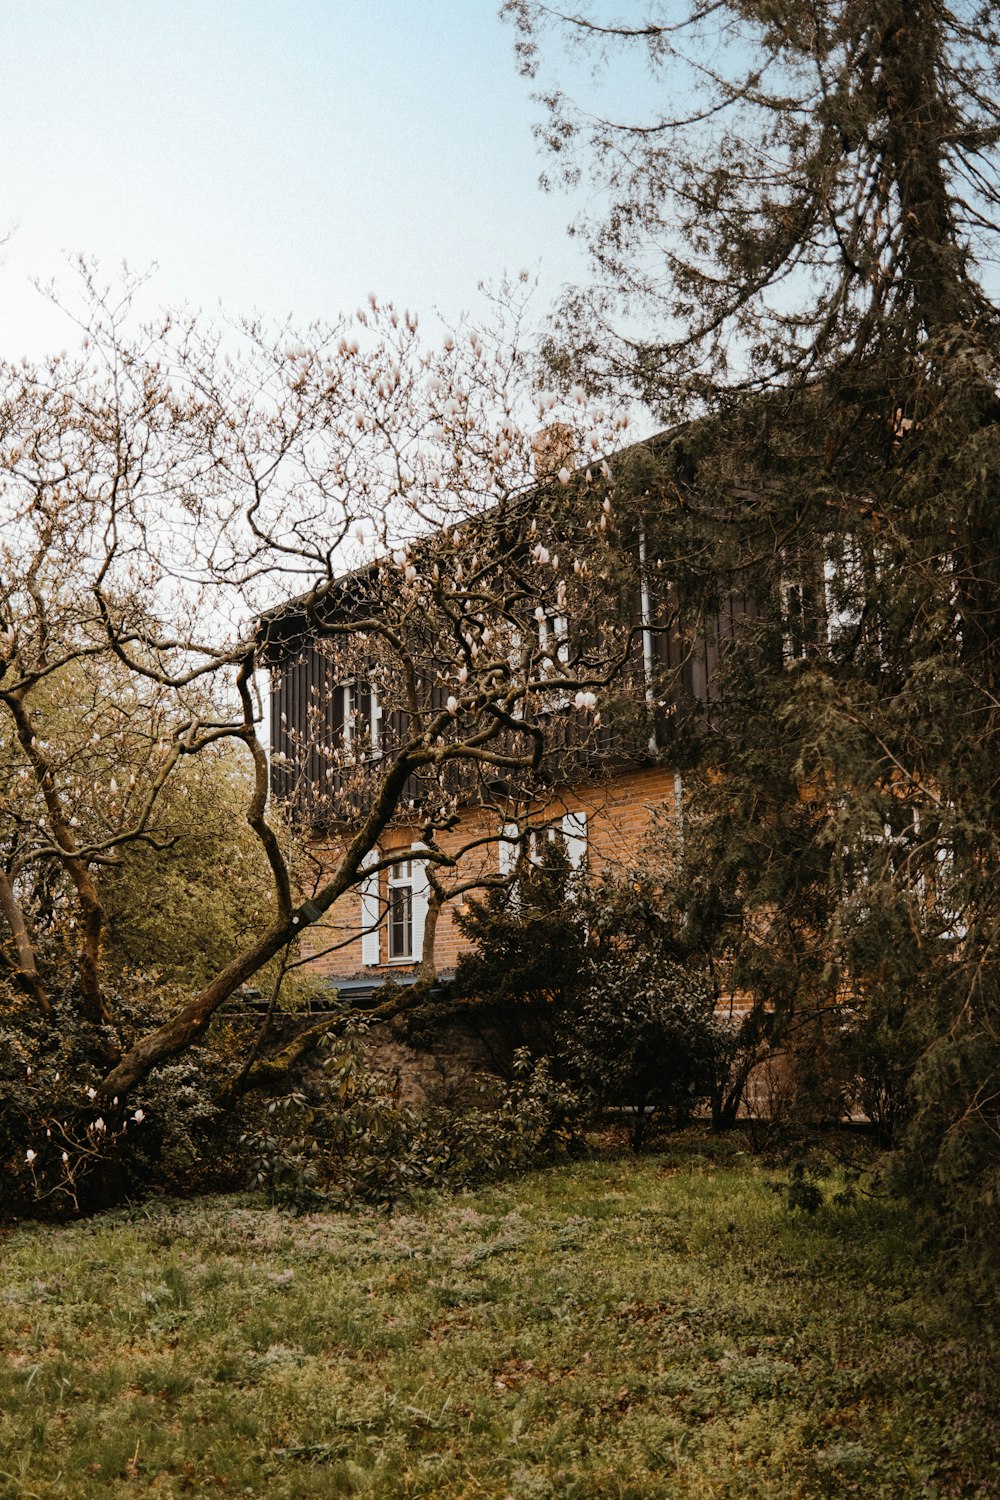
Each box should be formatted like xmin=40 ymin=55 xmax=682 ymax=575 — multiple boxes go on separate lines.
xmin=526 ymin=812 xmax=589 ymax=871
xmin=386 ymin=856 xmax=415 ymax=962
xmin=561 ymin=810 xmax=588 ymax=870
xmin=342 ymin=680 xmax=382 ymax=755
xmin=385 ymin=845 xmax=429 ymax=965
xmin=537 ymin=611 xmax=570 ymax=667
xmin=498 ymin=821 xmax=520 ymax=878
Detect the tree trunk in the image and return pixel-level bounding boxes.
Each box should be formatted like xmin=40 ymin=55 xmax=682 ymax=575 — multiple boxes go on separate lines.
xmin=98 ymin=747 xmax=420 ymax=1102
xmin=0 ymin=868 xmax=51 ymax=1016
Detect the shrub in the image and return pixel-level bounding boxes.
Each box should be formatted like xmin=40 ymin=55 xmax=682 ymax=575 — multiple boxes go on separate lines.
xmin=429 ymin=857 xmax=736 ymax=1145
xmin=241 ymin=1024 xmax=585 ymax=1210
xmin=564 ymin=951 xmax=723 ymax=1148
xmin=828 ymin=995 xmax=925 ymax=1146
xmin=0 ymin=978 xmax=246 ymax=1218
xmin=440 ymin=842 xmax=588 ymax=1070
xmin=707 ymin=1002 xmax=777 ymax=1129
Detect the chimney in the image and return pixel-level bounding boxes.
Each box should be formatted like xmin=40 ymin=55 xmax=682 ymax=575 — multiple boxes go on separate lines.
xmin=531 ymin=422 xmax=575 ymax=481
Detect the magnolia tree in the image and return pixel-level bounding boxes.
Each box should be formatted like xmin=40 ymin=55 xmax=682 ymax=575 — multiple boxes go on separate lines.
xmin=0 ymin=269 xmax=640 ymax=1176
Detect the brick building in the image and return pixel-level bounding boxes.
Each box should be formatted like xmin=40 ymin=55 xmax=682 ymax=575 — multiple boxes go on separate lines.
xmin=286 ymin=765 xmax=684 ymax=995
xmin=262 ymin=436 xmax=758 ymax=999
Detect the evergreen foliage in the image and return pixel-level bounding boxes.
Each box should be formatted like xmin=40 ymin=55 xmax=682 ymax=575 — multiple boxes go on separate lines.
xmin=444 ymin=841 xmax=589 ymax=1067
xmin=565 ymin=949 xmax=720 ymax=1148
xmin=441 ymin=845 xmax=726 ymax=1144
xmin=506 ymin=0 xmax=1000 ymax=1275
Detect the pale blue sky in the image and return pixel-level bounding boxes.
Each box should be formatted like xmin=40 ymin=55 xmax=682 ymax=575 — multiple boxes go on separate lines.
xmin=0 ymin=1 xmax=594 ymax=355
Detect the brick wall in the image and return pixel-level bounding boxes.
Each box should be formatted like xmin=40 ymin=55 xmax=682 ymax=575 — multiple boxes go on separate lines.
xmin=297 ymin=764 xmax=682 ymax=987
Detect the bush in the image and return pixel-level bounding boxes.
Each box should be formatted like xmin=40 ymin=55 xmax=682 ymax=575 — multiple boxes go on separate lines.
xmin=564 ymin=951 xmax=723 ymax=1148
xmin=427 ymin=856 xmax=737 ymax=1146
xmin=439 ymin=842 xmax=588 ymax=1071
xmin=0 ymin=978 xmax=249 ymax=1218
xmin=241 ymin=1023 xmax=585 ymax=1210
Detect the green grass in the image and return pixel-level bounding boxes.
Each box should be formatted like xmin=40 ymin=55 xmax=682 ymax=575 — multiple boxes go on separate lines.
xmin=0 ymin=1138 xmax=995 ymax=1498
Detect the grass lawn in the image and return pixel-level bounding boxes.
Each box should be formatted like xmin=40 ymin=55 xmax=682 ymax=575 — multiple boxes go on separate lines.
xmin=0 ymin=1137 xmax=995 ymax=1499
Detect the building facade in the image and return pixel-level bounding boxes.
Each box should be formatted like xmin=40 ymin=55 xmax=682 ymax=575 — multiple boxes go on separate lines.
xmin=261 ymin=436 xmax=778 ymax=997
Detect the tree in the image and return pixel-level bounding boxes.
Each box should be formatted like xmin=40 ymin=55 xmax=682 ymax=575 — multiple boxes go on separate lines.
xmin=504 ymin=2 xmax=1000 ymax=1264
xmin=505 ymin=0 xmax=1000 ymax=410
xmin=99 ymin=742 xmax=280 ymax=989
xmin=415 ymin=840 xmax=725 ymax=1146
xmin=1 ymin=267 xmax=640 ymax=1146
xmin=443 ymin=839 xmax=590 ymax=1069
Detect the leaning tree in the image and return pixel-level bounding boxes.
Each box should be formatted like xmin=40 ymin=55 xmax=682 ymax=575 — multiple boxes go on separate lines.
xmin=1 ymin=268 xmax=643 ymax=1206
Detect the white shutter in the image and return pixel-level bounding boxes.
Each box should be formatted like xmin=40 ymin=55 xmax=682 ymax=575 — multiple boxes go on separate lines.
xmin=554 ymin=614 xmax=570 ymax=665
xmin=370 ymin=682 xmax=382 ymax=752
xmin=360 ymin=849 xmax=381 ymax=966
xmin=411 ymin=844 xmax=430 ymax=963
xmin=562 ymin=811 xmax=588 ymax=870
xmin=498 ymin=822 xmax=519 ymax=877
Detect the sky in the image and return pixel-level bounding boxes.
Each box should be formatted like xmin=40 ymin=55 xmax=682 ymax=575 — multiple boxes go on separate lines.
xmin=0 ymin=1 xmax=594 ymax=358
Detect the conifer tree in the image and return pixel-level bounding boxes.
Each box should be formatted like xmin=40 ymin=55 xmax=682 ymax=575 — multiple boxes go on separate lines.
xmin=506 ymin=1 xmax=1000 ymax=408
xmin=507 ymin=0 xmax=1000 ymax=1268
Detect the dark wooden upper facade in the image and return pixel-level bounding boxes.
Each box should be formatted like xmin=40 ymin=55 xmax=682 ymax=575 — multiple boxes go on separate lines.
xmin=264 ymin=541 xmax=762 ymax=833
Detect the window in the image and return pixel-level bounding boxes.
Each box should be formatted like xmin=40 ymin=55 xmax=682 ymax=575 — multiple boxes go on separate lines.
xmin=781 ymin=574 xmax=824 ymax=661
xmin=782 ymin=537 xmax=877 ymax=662
xmin=537 ymin=611 xmax=570 ymax=667
xmin=535 ymin=613 xmax=572 ymax=711
xmin=823 ymin=544 xmax=863 ymax=645
xmin=341 ymin=680 xmax=382 ymax=756
xmin=360 ymin=848 xmax=381 ymax=966
xmin=554 ymin=810 xmax=588 ymax=870
xmin=498 ymin=812 xmax=588 ymax=877
xmin=387 ymin=857 xmax=414 ymax=961
xmin=358 ymin=845 xmax=429 ymax=967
